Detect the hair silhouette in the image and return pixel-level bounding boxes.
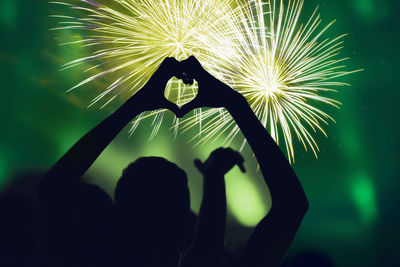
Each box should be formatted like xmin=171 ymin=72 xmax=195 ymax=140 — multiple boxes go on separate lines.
xmin=114 ymin=157 xmax=192 ymax=266
xmin=41 ymin=182 xmax=116 ymax=267
xmin=29 ymin=56 xmax=308 ymax=267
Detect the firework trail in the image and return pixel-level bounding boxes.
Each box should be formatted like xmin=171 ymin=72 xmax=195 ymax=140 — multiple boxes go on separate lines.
xmin=51 ymin=0 xmax=238 ymax=137
xmin=179 ymin=0 xmax=360 ymax=162
xmin=52 ymin=0 xmax=359 ymax=162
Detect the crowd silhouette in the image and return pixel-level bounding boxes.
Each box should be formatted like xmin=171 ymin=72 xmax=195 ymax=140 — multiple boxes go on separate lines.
xmin=1 ymin=56 xmax=312 ymax=267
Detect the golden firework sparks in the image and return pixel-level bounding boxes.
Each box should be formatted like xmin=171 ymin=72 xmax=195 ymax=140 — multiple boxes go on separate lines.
xmin=52 ymin=0 xmax=360 ymax=162
xmin=51 ymin=0 xmax=239 ymax=137
xmin=179 ymin=0 xmax=361 ymax=162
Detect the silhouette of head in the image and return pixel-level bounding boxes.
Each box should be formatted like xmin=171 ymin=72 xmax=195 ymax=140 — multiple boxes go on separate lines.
xmin=114 ymin=157 xmax=191 ymax=263
xmin=45 ymin=183 xmax=116 ymax=267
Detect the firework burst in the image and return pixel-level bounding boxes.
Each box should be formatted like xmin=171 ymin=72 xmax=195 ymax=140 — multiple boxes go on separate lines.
xmin=179 ymin=0 xmax=360 ymax=162
xmin=52 ymin=0 xmax=359 ymax=162
xmin=51 ymin=0 xmax=238 ymax=137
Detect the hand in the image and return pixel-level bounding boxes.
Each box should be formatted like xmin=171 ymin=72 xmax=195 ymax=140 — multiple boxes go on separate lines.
xmin=178 ymin=56 xmax=242 ymax=117
xmin=130 ymin=57 xmax=189 ymax=116
xmin=194 ymin=147 xmax=246 ymax=177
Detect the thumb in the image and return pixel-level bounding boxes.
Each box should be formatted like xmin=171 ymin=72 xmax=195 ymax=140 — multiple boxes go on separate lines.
xmin=162 ymin=99 xmax=181 ymax=117
xmin=194 ymin=159 xmax=205 ymax=174
xmin=179 ymin=97 xmax=201 ymax=118
xmin=181 ymin=56 xmax=207 ymax=81
xmin=233 ymin=151 xmax=246 ymax=173
xmin=237 ymin=159 xmax=246 ymax=173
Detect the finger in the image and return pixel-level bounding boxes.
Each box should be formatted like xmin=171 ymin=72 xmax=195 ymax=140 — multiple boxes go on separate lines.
xmin=182 ymin=73 xmax=194 ymax=85
xmin=222 ymin=148 xmax=246 ymax=173
xmin=194 ymin=159 xmax=205 ymax=174
xmin=158 ymin=57 xmax=174 ymax=72
xmin=210 ymin=147 xmax=225 ymax=157
xmin=174 ymin=71 xmax=185 ymax=81
xmin=237 ymin=160 xmax=246 ymax=173
xmin=170 ymin=58 xmax=184 ymax=80
xmin=162 ymin=99 xmax=181 ymax=117
xmin=181 ymin=56 xmax=206 ymax=79
xmin=159 ymin=57 xmax=181 ymax=79
xmin=173 ymin=59 xmax=187 ymax=80
xmin=233 ymin=151 xmax=246 ymax=173
xmin=186 ymin=55 xmax=203 ymax=70
xmin=179 ymin=98 xmax=202 ymax=118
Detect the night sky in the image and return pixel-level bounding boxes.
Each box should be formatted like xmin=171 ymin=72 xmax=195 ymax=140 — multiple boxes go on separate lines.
xmin=1 ymin=0 xmax=399 ymax=266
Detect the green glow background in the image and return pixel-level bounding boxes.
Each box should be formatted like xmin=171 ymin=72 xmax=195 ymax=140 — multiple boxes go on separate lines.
xmin=0 ymin=0 xmax=398 ymax=266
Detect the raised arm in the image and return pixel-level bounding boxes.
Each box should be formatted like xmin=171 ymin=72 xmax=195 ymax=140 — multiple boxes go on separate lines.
xmin=183 ymin=148 xmax=245 ymax=267
xmin=180 ymin=56 xmax=308 ymax=267
xmin=39 ymin=58 xmax=185 ymax=207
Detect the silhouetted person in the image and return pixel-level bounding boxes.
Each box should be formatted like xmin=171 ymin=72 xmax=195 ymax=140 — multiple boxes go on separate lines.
xmin=182 ymin=147 xmax=246 ymax=267
xmin=39 ymin=179 xmax=115 ymax=267
xmin=3 ymin=170 xmax=43 ymax=205
xmin=0 ymin=193 xmax=42 ymax=267
xmin=38 ymin=56 xmax=308 ymax=267
xmin=114 ymin=157 xmax=192 ymax=266
xmin=179 ymin=56 xmax=309 ymax=267
xmin=38 ymin=58 xmax=194 ymax=267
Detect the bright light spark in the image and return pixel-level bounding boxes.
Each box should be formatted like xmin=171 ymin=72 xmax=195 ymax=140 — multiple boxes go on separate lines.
xmin=179 ymin=0 xmax=361 ymax=162
xmin=51 ymin=0 xmax=238 ymax=138
xmin=52 ymin=0 xmax=360 ymax=162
